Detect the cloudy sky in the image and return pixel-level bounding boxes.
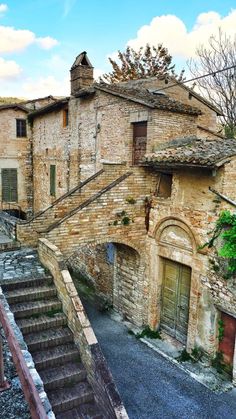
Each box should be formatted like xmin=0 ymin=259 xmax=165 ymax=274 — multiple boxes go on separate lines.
xmin=0 ymin=0 xmax=235 ymax=98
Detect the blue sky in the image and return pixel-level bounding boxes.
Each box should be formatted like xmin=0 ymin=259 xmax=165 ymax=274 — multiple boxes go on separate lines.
xmin=0 ymin=0 xmax=235 ymax=97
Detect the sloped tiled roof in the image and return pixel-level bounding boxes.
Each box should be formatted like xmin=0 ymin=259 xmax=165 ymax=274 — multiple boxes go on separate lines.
xmin=94 ymin=83 xmax=202 ymax=116
xmin=0 ymin=103 xmax=29 ymax=112
xmin=76 ymin=83 xmax=202 ymax=116
xmin=144 ymin=137 xmax=236 ymax=169
xmin=28 ymin=98 xmax=69 ymax=120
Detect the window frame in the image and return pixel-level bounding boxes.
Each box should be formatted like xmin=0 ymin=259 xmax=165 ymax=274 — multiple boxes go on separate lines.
xmin=156 ymin=172 xmax=173 ymax=198
xmin=50 ymin=164 xmax=56 ymax=197
xmin=16 ymin=118 xmax=27 ymax=138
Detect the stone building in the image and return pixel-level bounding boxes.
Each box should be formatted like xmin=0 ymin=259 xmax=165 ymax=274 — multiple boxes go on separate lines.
xmin=0 ymin=96 xmax=59 ymax=217
xmin=4 ymin=52 xmax=236 ymax=383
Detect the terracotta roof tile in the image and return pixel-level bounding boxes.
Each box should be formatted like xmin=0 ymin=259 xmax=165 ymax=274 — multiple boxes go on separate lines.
xmin=93 ymin=83 xmax=202 ymax=116
xmin=145 ymin=137 xmax=236 ymax=168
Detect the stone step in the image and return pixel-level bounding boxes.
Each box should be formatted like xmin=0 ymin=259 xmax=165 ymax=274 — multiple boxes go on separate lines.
xmin=47 ymin=381 xmax=94 ymax=414
xmin=25 ymin=326 xmax=73 ymax=352
xmin=11 ymin=299 xmax=62 ymax=319
xmin=40 ymin=361 xmax=87 ymax=391
xmin=0 ymin=275 xmax=53 ymax=291
xmin=56 ymin=402 xmax=103 ymax=419
xmin=17 ymin=312 xmax=67 ymax=335
xmin=6 ymin=285 xmax=57 ymax=304
xmin=33 ymin=343 xmax=79 ymax=371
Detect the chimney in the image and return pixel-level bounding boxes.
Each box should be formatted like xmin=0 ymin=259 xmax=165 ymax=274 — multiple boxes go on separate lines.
xmin=70 ymin=51 xmax=94 ymax=95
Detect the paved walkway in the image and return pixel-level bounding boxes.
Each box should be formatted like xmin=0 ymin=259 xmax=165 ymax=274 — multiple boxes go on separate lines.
xmin=83 ymin=300 xmax=236 ymax=419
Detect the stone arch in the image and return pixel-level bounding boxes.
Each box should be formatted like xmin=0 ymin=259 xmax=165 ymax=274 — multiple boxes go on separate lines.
xmin=67 ymin=238 xmax=146 ymax=327
xmin=154 ymin=216 xmax=200 ymax=254
xmin=148 ymin=216 xmax=204 ymax=350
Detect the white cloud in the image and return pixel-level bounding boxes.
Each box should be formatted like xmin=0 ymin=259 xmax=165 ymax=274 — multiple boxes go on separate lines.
xmin=36 ymin=36 xmax=59 ymax=50
xmin=0 ymin=57 xmax=21 ymax=79
xmin=0 ymin=3 xmax=7 ymax=16
xmin=22 ymin=75 xmax=70 ymax=98
xmin=127 ymin=9 xmax=236 ymax=59
xmin=0 ymin=25 xmax=58 ymax=53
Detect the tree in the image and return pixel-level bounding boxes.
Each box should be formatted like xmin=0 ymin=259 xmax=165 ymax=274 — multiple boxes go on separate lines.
xmin=189 ymin=29 xmax=236 ymax=138
xmin=101 ymin=44 xmax=184 ymax=83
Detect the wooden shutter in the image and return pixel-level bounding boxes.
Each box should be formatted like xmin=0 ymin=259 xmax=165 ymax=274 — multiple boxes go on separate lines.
xmin=50 ymin=165 xmax=56 ymax=196
xmin=2 ymin=169 xmax=18 ymax=202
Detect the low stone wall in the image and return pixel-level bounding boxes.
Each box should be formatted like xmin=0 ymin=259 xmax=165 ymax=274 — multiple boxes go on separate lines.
xmin=0 ymin=211 xmax=17 ymax=239
xmin=38 ymin=238 xmax=128 ymax=419
xmin=0 ymin=285 xmax=54 ymax=419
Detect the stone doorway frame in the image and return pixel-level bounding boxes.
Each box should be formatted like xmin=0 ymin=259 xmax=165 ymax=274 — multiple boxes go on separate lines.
xmin=147 ymin=217 xmax=205 ymax=351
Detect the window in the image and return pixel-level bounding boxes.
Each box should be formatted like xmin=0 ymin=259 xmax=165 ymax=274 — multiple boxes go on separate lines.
xmin=157 ymin=173 xmax=172 ymax=198
xmin=2 ymin=169 xmax=18 ymax=202
xmin=16 ymin=119 xmax=27 ymax=137
xmin=50 ymin=165 xmax=56 ymax=196
xmin=132 ymin=121 xmax=147 ymax=165
xmin=63 ymin=108 xmax=69 ymax=127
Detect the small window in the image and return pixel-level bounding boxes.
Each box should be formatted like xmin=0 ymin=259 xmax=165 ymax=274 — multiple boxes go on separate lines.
xmin=63 ymin=108 xmax=69 ymax=127
xmin=50 ymin=165 xmax=56 ymax=196
xmin=16 ymin=119 xmax=27 ymax=137
xmin=2 ymin=169 xmax=18 ymax=202
xmin=157 ymin=173 xmax=172 ymax=198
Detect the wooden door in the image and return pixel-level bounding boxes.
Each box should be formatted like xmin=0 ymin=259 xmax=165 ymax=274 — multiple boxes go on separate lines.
xmin=132 ymin=122 xmax=147 ymax=165
xmin=219 ymin=312 xmax=236 ymax=372
xmin=161 ymin=259 xmax=191 ymax=343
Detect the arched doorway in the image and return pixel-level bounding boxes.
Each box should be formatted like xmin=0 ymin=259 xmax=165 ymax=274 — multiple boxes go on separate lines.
xmin=148 ymin=217 xmax=203 ymax=349
xmin=67 ymin=240 xmax=145 ymax=326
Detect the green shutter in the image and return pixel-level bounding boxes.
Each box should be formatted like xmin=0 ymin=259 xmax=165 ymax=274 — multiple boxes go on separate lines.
xmin=2 ymin=169 xmax=18 ymax=202
xmin=50 ymin=165 xmax=56 ymax=196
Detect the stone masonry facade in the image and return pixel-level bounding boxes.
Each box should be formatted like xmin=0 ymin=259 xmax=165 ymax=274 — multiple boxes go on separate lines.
xmin=2 ymin=52 xmax=236 ymax=384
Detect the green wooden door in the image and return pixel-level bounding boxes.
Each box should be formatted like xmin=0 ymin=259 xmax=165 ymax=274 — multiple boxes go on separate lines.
xmin=161 ymin=259 xmax=191 ymax=343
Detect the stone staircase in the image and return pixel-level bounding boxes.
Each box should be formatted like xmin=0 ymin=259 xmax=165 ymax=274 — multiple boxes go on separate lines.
xmin=0 ymin=267 xmax=103 ymax=418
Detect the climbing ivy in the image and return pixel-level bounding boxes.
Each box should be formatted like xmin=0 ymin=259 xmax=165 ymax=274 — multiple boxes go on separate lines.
xmin=204 ymin=210 xmax=236 ymax=278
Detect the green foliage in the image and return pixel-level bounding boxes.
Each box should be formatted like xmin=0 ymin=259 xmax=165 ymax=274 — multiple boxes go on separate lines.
xmin=177 ymin=349 xmax=192 ymax=362
xmin=125 ymin=197 xmax=136 ymax=205
xmin=218 ymin=319 xmax=224 ymax=342
xmin=101 ymin=44 xmax=185 ymax=83
xmin=203 ymin=210 xmax=236 ymax=278
xmin=121 ymin=216 xmax=130 ymax=225
xmin=136 ymin=326 xmax=162 ymax=340
xmin=0 ymin=96 xmax=22 ymax=105
xmin=191 ymin=346 xmax=204 ymax=362
xmin=211 ymin=351 xmax=224 ymax=374
xmin=224 ymin=124 xmax=236 ymax=139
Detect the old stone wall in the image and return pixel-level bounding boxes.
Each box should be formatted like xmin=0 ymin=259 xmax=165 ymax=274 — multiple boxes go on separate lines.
xmin=32 ymin=109 xmax=77 ymax=213
xmin=0 ymin=108 xmax=32 ymax=215
xmin=70 ymin=91 xmax=198 ymax=181
xmin=68 ymin=243 xmax=114 ymax=299
xmin=147 ymin=158 xmax=236 ymax=361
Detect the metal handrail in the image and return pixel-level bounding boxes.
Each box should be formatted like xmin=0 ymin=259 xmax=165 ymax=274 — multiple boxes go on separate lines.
xmin=0 ymin=301 xmax=47 ymax=419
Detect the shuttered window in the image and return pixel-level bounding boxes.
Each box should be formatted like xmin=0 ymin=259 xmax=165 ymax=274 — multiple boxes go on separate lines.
xmin=16 ymin=119 xmax=27 ymax=137
xmin=63 ymin=108 xmax=69 ymax=127
xmin=50 ymin=165 xmax=56 ymax=196
xmin=2 ymin=169 xmax=18 ymax=202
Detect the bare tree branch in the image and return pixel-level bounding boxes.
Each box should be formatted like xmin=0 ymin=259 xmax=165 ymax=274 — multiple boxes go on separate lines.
xmin=189 ymin=29 xmax=236 ymax=138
